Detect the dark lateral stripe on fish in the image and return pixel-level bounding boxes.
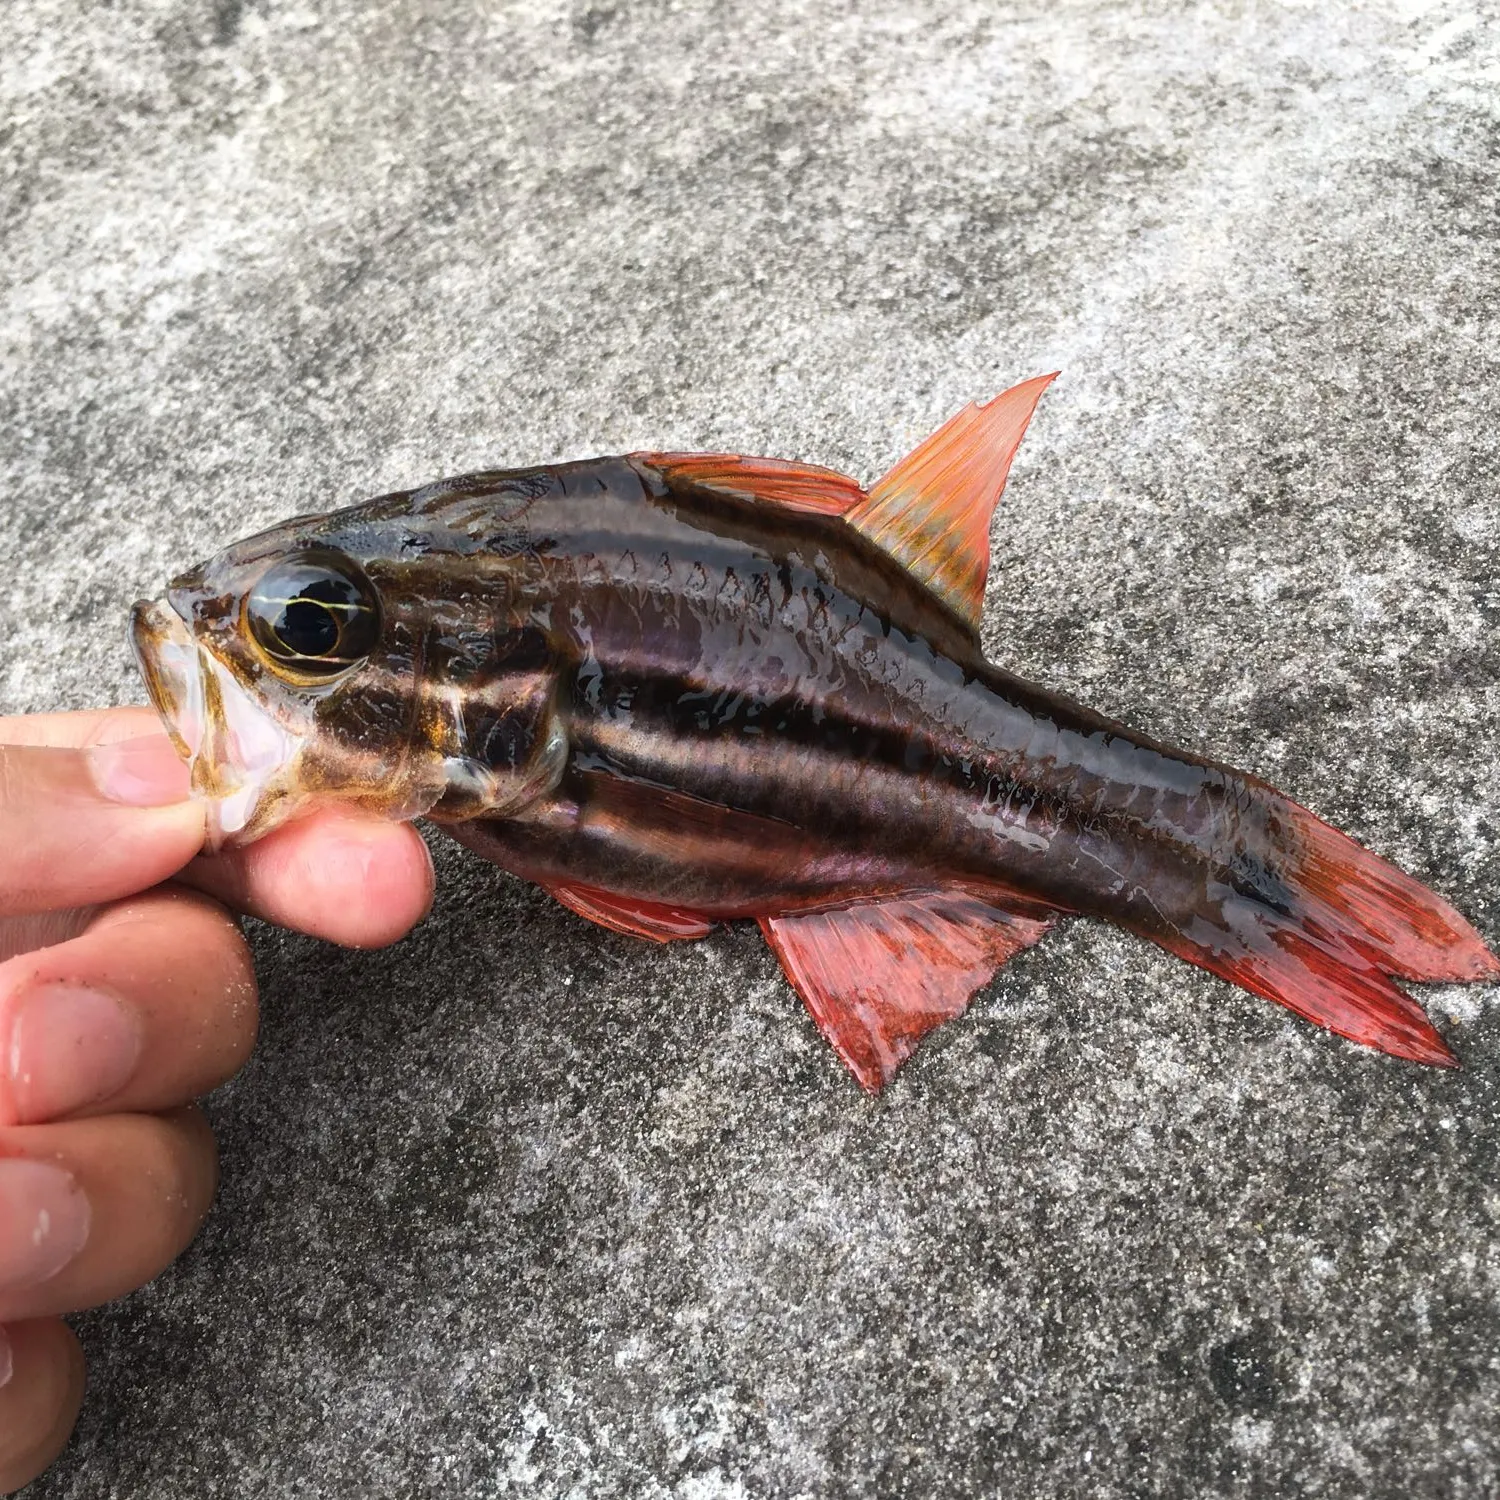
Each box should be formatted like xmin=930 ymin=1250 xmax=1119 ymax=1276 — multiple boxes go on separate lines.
xmin=405 ymin=453 xmax=989 ymax=660
xmin=366 ymin=604 xmax=1285 ymax=910
xmin=366 ymin=535 xmax=1317 ymax=931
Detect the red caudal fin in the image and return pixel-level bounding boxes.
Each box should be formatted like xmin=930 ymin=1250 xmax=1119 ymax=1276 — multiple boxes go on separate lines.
xmin=1151 ymin=785 xmax=1498 ymax=1068
xmin=1268 ymin=793 xmax=1500 ymax=984
xmin=1153 ymin=906 xmax=1460 ymax=1067
xmin=761 ymin=891 xmax=1056 ymax=1092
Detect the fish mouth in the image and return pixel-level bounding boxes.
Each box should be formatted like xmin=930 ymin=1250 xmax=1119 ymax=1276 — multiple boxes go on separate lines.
xmin=130 ymin=598 xmax=301 ymax=848
xmin=131 ymin=599 xmax=204 ymax=761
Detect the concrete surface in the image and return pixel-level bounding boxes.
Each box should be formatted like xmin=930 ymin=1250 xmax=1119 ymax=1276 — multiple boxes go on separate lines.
xmin=4 ymin=1 xmax=1499 ymax=1495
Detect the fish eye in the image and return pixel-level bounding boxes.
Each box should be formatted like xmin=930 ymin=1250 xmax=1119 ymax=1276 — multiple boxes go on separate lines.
xmin=246 ymin=551 xmax=381 ymax=676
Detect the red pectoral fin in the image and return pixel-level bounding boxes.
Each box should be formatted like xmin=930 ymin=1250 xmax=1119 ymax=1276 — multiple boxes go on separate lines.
xmin=761 ymin=891 xmax=1056 ymax=1092
xmin=546 ymin=881 xmax=717 ymax=942
xmin=632 ymin=452 xmax=866 ymax=517
xmin=846 ymin=373 xmax=1057 ymax=628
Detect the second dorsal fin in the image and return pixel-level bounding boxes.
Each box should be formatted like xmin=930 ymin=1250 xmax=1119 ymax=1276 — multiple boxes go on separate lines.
xmin=844 ymin=373 xmax=1058 ymax=628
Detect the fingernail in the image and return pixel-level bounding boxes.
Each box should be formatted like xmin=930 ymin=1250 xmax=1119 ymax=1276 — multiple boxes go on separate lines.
xmin=0 ymin=1160 xmax=90 ymax=1292
xmin=88 ymin=736 xmax=193 ymax=807
xmin=6 ymin=984 xmax=143 ymax=1124
xmin=0 ymin=1325 xmax=11 ymax=1389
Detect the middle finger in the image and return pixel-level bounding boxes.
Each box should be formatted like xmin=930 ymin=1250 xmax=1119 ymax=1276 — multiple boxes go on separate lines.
xmin=0 ymin=888 xmax=257 ymax=1126
xmin=181 ymin=806 xmax=436 ymax=950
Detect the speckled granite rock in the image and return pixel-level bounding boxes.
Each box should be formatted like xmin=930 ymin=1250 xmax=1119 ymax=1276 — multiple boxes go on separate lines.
xmin=3 ymin=1 xmax=1498 ymax=1495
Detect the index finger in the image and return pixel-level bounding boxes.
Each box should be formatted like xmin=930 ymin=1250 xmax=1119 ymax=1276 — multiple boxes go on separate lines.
xmin=0 ymin=738 xmax=203 ymax=917
xmin=0 ymin=710 xmax=435 ymax=949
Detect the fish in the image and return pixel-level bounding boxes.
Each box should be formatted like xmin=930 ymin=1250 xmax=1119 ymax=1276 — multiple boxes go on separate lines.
xmin=130 ymin=375 xmax=1499 ymax=1090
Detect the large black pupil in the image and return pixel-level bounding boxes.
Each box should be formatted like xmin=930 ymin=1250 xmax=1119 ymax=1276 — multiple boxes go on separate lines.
xmin=250 ymin=553 xmax=378 ymax=672
xmin=276 ymin=598 xmax=340 ymax=657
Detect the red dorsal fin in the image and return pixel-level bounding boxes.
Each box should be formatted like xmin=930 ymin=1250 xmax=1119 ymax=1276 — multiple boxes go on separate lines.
xmin=761 ymin=891 xmax=1056 ymax=1092
xmin=633 ymin=453 xmax=865 ymax=518
xmin=546 ymin=881 xmax=716 ymax=942
xmin=844 ymin=373 xmax=1058 ymax=628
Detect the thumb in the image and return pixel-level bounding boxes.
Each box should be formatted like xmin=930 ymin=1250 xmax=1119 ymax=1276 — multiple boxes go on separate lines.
xmin=0 ymin=736 xmax=205 ymax=917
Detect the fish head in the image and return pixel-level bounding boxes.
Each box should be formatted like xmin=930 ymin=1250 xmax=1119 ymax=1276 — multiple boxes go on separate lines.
xmin=132 ymin=508 xmax=469 ymax=849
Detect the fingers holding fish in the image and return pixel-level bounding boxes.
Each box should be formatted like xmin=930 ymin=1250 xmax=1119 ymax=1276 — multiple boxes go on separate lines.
xmin=0 ymin=1107 xmax=217 ymax=1325
xmin=0 ymin=1319 xmax=85 ymax=1495
xmin=0 ymin=706 xmax=424 ymax=1495
xmin=0 ymin=887 xmax=258 ymax=1126
xmin=0 ymin=737 xmax=203 ymax=918
xmin=181 ymin=807 xmax=435 ymax=950
xmin=0 ymin=707 xmax=434 ymax=949
xmin=0 ymin=705 xmax=168 ymax=752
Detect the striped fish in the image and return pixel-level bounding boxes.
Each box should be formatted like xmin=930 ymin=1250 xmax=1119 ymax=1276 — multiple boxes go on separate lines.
xmin=131 ymin=377 xmax=1497 ymax=1089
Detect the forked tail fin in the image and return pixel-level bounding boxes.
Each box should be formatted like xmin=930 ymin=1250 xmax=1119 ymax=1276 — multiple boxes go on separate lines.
xmin=1149 ymin=783 xmax=1498 ymax=1067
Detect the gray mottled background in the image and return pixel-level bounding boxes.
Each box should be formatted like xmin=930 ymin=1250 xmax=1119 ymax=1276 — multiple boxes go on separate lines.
xmin=4 ymin=1 xmax=1499 ymax=1495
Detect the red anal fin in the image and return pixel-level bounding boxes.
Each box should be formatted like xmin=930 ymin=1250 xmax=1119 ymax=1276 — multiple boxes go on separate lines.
xmin=634 ymin=452 xmax=865 ymax=517
xmin=546 ymin=881 xmax=717 ymax=943
xmin=761 ymin=891 xmax=1055 ymax=1092
xmin=845 ymin=373 xmax=1057 ymax=628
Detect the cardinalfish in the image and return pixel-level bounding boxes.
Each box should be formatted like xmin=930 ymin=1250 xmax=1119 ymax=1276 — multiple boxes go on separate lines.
xmin=131 ymin=376 xmax=1498 ymax=1090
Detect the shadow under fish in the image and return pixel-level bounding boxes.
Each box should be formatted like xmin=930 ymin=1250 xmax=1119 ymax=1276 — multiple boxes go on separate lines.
xmin=131 ymin=375 xmax=1499 ymax=1090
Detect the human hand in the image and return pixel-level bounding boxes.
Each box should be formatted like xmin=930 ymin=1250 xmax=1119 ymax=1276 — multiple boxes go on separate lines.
xmin=0 ymin=707 xmax=434 ymax=1492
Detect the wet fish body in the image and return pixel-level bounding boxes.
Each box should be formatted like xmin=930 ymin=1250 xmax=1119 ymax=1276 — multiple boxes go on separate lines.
xmin=132 ymin=379 xmax=1498 ymax=1089
xmin=446 ymin=461 xmax=1230 ymax=926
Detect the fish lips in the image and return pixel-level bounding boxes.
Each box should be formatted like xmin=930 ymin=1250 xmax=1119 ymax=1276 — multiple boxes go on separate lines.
xmin=131 ymin=597 xmax=206 ymax=760
xmin=130 ymin=597 xmax=301 ymax=848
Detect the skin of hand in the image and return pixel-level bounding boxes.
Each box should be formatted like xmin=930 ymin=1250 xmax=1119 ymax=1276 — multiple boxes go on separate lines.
xmin=0 ymin=707 xmax=435 ymax=1493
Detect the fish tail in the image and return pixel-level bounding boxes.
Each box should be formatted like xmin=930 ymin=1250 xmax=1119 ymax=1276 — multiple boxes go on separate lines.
xmin=1149 ymin=780 xmax=1498 ymax=1067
